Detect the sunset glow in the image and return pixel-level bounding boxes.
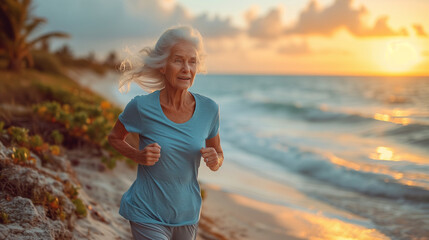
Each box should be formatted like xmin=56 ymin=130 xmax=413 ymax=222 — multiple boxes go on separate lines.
xmin=381 ymin=41 xmax=420 ymax=73
xmin=34 ymin=0 xmax=429 ymax=75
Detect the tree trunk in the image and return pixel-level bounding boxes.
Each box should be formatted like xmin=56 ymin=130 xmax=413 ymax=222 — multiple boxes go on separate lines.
xmin=7 ymin=58 xmax=23 ymax=71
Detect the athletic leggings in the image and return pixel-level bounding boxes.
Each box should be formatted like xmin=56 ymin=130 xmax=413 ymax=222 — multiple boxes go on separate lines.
xmin=130 ymin=221 xmax=198 ymax=240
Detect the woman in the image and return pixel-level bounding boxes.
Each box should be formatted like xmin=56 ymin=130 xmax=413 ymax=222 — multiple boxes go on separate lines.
xmin=108 ymin=26 xmax=223 ymax=240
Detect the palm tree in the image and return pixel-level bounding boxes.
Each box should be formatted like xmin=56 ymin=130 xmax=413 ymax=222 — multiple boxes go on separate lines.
xmin=104 ymin=51 xmax=118 ymax=69
xmin=0 ymin=0 xmax=69 ymax=71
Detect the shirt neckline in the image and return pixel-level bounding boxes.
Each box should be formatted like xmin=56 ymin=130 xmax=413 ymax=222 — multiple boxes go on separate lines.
xmin=156 ymin=90 xmax=198 ymax=126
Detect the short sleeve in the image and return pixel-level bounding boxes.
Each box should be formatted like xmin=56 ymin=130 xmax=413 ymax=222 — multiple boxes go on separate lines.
xmin=118 ymin=96 xmax=142 ymax=134
xmin=207 ymin=105 xmax=219 ymax=139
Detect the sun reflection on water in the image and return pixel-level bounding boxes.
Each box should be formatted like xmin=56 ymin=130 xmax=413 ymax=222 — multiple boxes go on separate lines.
xmin=369 ymin=146 xmax=400 ymax=161
xmin=373 ymin=110 xmax=411 ymax=125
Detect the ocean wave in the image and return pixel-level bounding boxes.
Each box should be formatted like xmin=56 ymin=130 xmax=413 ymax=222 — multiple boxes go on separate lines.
xmin=224 ymin=128 xmax=429 ymax=202
xmin=249 ymin=100 xmax=374 ymax=124
xmin=382 ymin=123 xmax=429 ymax=148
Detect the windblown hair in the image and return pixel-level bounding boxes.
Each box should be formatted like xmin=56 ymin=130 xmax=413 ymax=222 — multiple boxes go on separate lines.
xmin=119 ymin=26 xmax=206 ymax=93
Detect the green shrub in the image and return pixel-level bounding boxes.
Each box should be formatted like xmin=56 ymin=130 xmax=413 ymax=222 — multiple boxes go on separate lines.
xmin=72 ymin=198 xmax=87 ymax=218
xmin=32 ymin=50 xmax=64 ymax=75
xmin=101 ymin=156 xmax=116 ymax=169
xmin=0 ymin=211 xmax=9 ymax=224
xmin=64 ymin=181 xmax=79 ymax=200
xmin=11 ymin=147 xmax=36 ymax=165
xmin=7 ymin=126 xmax=29 ymax=145
xmin=51 ymin=130 xmax=64 ymax=145
xmin=29 ymin=135 xmax=44 ymax=150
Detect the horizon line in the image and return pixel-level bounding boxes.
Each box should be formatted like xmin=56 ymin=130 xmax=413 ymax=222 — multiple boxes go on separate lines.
xmin=200 ymin=72 xmax=429 ymax=77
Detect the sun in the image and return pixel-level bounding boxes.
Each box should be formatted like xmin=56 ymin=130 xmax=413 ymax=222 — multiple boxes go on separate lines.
xmin=380 ymin=41 xmax=420 ymax=73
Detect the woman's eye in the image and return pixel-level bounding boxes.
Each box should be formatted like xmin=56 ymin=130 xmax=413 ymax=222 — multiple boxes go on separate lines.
xmin=174 ymin=59 xmax=182 ymax=63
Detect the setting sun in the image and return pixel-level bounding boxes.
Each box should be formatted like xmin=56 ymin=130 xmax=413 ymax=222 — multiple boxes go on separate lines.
xmin=381 ymin=41 xmax=420 ymax=73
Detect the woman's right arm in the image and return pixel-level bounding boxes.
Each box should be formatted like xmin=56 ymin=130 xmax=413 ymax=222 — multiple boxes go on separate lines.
xmin=108 ymin=120 xmax=161 ymax=166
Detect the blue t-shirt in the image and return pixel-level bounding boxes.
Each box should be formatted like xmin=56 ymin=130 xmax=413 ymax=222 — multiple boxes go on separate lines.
xmin=118 ymin=90 xmax=219 ymax=226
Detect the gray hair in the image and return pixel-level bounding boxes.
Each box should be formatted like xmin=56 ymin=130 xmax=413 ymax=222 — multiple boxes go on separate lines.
xmin=119 ymin=26 xmax=206 ymax=93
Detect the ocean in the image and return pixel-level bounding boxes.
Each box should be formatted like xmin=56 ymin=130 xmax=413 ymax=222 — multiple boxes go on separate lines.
xmin=83 ymin=73 xmax=429 ymax=239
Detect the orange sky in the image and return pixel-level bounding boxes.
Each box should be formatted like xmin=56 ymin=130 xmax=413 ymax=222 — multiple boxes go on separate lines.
xmin=35 ymin=0 xmax=429 ymax=76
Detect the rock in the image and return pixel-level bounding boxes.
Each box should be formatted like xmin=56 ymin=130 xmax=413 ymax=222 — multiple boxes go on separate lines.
xmin=0 ymin=140 xmax=12 ymax=160
xmin=0 ymin=140 xmax=7 ymax=158
xmin=45 ymin=154 xmax=72 ymax=173
xmin=0 ymin=224 xmax=9 ymax=240
xmin=0 ymin=163 xmax=76 ymax=218
xmin=0 ymin=140 xmax=79 ymax=240
xmin=1 ymin=196 xmax=42 ymax=224
xmin=0 ymin=194 xmax=72 ymax=240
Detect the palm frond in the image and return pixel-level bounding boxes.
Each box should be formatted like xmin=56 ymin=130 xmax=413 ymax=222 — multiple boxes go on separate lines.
xmin=28 ymin=32 xmax=70 ymax=47
xmin=22 ymin=17 xmax=46 ymax=40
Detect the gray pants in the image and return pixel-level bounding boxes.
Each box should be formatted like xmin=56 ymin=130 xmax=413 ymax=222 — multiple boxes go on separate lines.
xmin=130 ymin=221 xmax=198 ymax=240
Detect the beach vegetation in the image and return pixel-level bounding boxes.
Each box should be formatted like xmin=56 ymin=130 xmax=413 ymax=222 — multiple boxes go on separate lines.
xmin=72 ymin=198 xmax=87 ymax=218
xmin=3 ymin=123 xmax=62 ymax=159
xmin=43 ymin=192 xmax=67 ymax=220
xmin=50 ymin=130 xmax=64 ymax=145
xmin=0 ymin=2 xmax=125 ymax=232
xmin=10 ymin=146 xmax=36 ymax=165
xmin=0 ymin=211 xmax=9 ymax=224
xmin=7 ymin=126 xmax=29 ymax=145
xmin=1 ymin=69 xmax=126 ymax=169
xmin=49 ymin=145 xmax=61 ymax=156
xmin=101 ymin=156 xmax=117 ymax=169
xmin=32 ymin=50 xmax=65 ymax=75
xmin=64 ymin=181 xmax=79 ymax=200
xmin=29 ymin=134 xmax=44 ymax=151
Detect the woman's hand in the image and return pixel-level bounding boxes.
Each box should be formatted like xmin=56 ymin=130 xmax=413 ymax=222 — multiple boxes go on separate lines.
xmin=200 ymin=147 xmax=221 ymax=171
xmin=134 ymin=143 xmax=161 ymax=166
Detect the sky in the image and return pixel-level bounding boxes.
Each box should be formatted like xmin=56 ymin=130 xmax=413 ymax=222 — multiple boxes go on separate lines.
xmin=33 ymin=0 xmax=429 ymax=76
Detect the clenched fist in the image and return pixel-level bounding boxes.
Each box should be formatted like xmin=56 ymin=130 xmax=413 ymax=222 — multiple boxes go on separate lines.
xmin=134 ymin=143 xmax=161 ymax=166
xmin=200 ymin=147 xmax=220 ymax=171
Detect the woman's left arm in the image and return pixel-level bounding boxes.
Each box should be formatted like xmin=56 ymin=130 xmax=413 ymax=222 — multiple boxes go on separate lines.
xmin=201 ymin=133 xmax=223 ymax=171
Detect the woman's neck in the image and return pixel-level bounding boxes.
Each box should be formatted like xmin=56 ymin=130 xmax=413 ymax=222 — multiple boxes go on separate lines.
xmin=160 ymin=86 xmax=193 ymax=110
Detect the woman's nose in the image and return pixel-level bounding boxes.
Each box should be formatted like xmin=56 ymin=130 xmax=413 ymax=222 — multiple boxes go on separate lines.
xmin=182 ymin=62 xmax=190 ymax=72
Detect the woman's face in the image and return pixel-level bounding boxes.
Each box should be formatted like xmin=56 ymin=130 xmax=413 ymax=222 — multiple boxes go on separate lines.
xmin=161 ymin=41 xmax=198 ymax=90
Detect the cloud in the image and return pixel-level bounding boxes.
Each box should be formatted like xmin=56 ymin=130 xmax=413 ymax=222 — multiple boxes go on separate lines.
xmin=413 ymin=24 xmax=428 ymax=37
xmin=357 ymin=16 xmax=408 ymax=37
xmin=278 ymin=41 xmax=311 ymax=55
xmin=33 ymin=0 xmax=239 ymax=41
xmin=192 ymin=14 xmax=241 ymax=38
xmin=277 ymin=41 xmax=350 ymax=56
xmin=126 ymin=1 xmax=241 ymax=38
xmin=253 ymin=41 xmax=271 ymax=49
xmin=318 ymin=48 xmax=350 ymax=56
xmin=285 ymin=0 xmax=408 ymax=37
xmin=246 ymin=7 xmax=285 ymax=39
